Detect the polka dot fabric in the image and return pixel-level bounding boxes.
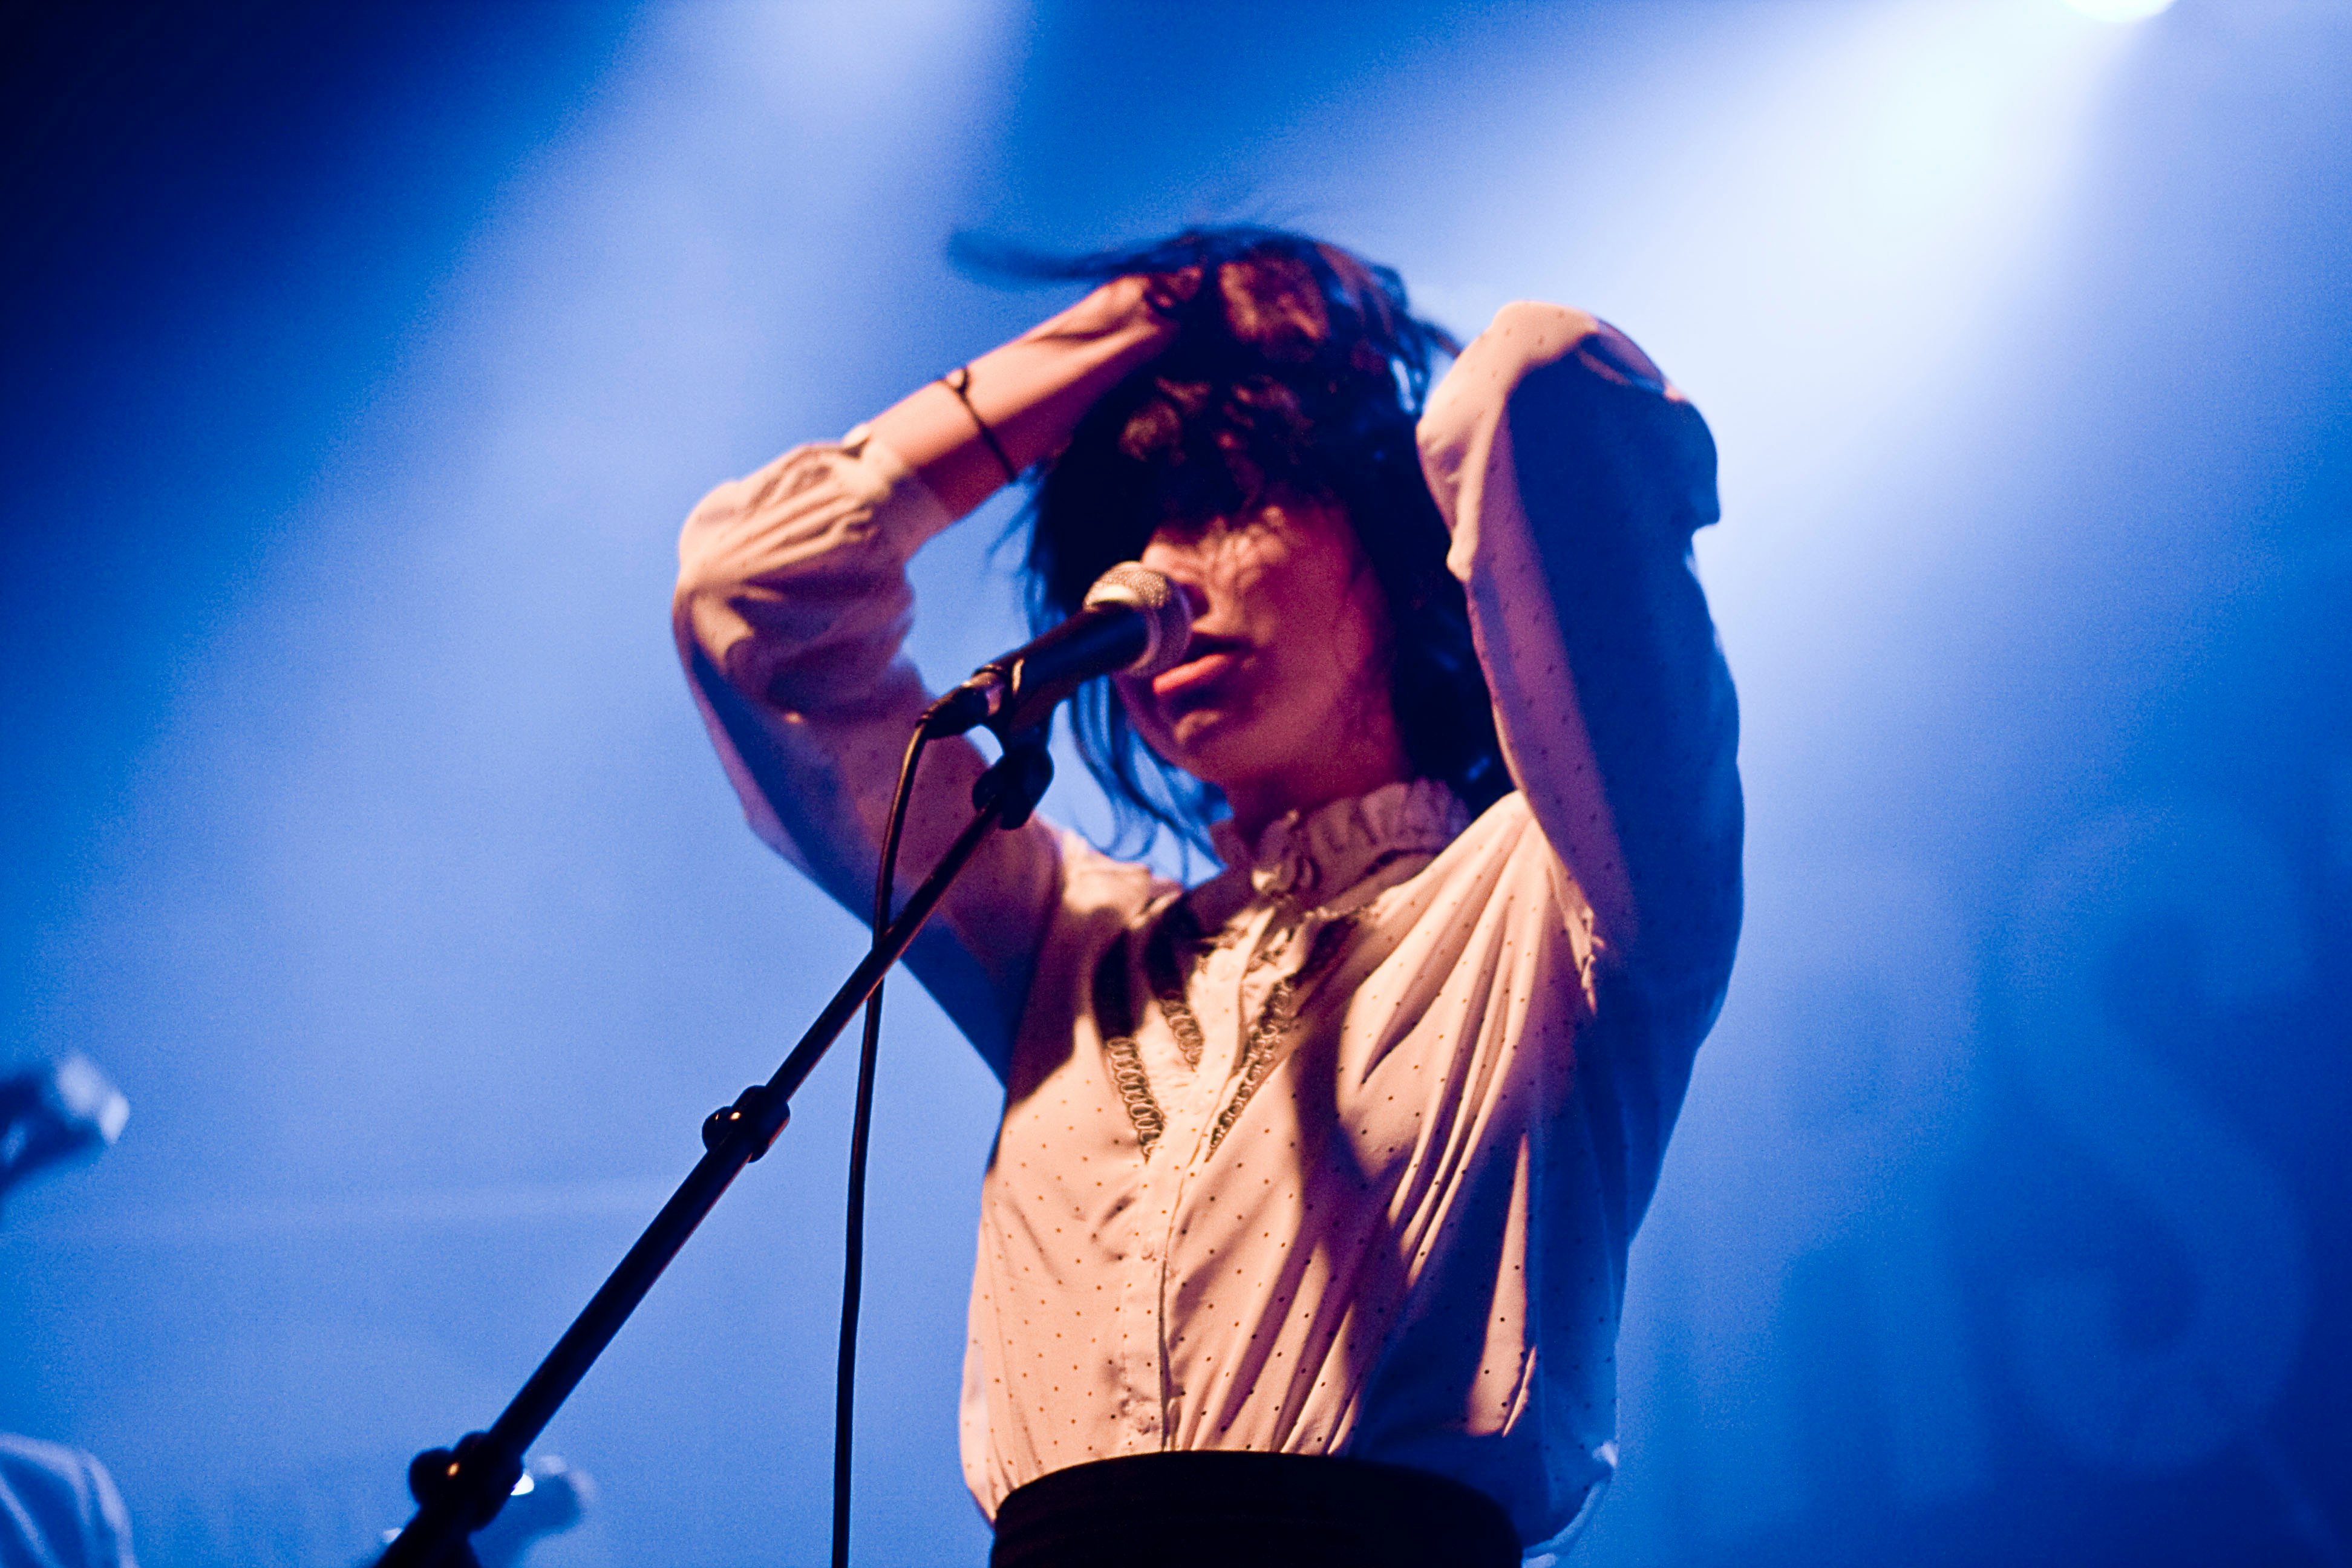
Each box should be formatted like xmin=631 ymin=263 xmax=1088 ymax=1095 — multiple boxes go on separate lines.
xmin=676 ymin=305 xmax=1740 ymax=1563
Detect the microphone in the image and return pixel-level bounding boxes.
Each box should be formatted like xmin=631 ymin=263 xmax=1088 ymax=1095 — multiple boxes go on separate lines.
xmin=1 ymin=1054 xmax=129 ymax=1208
xmin=924 ymin=563 xmax=1192 ymax=739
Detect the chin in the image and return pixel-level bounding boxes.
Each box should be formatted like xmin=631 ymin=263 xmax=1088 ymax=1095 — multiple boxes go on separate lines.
xmin=1129 ymin=717 xmax=1234 ymax=792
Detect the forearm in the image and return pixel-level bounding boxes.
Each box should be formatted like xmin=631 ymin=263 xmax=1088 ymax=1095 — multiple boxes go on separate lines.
xmin=671 ymin=282 xmax=1172 ymax=1067
xmin=671 ymin=437 xmax=1059 ymax=1073
xmin=867 ymin=275 xmax=1178 ymax=519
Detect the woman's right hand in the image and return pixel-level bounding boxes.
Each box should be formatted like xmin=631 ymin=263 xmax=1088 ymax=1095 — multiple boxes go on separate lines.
xmin=1040 ymin=269 xmax=1199 ymax=341
xmin=867 ymin=273 xmax=1186 ymax=521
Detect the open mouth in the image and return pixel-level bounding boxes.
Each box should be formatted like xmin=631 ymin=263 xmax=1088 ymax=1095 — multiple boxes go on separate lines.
xmin=1150 ymin=634 xmax=1249 ymax=705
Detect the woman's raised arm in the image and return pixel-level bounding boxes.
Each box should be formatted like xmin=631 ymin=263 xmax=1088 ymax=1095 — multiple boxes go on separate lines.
xmin=672 ymin=278 xmax=1178 ymax=1077
xmin=1418 ymin=302 xmax=1743 ymax=1014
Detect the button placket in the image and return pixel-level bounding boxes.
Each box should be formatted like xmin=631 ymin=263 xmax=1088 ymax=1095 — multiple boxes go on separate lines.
xmin=1112 ymin=1153 xmax=1170 ymax=1444
xmin=1126 ymin=897 xmax=1264 ymax=1444
xmin=1099 ymin=832 xmax=1408 ymax=1454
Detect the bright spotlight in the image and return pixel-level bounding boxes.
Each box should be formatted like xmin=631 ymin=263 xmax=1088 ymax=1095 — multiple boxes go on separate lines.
xmin=2062 ymin=0 xmax=2175 ymax=21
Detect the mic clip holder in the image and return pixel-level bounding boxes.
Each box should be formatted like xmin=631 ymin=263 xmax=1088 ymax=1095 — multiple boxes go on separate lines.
xmin=921 ymin=670 xmax=1008 ymax=740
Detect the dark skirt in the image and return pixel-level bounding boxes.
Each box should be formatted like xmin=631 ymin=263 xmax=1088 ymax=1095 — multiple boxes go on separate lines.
xmin=988 ymin=1451 xmax=1521 ymax=1568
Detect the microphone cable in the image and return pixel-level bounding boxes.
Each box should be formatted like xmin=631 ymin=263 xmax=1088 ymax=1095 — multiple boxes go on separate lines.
xmin=833 ymin=715 xmax=932 ymax=1568
xmin=828 ymin=559 xmax=1171 ymax=1564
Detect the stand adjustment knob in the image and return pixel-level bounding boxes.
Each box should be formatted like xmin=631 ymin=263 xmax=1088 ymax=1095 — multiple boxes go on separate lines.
xmin=407 ymin=1429 xmax=522 ymax=1530
xmin=703 ymin=1084 xmax=789 ymax=1160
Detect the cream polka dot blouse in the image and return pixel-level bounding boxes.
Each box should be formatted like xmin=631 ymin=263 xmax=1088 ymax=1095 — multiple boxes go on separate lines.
xmin=674 ymin=304 xmax=1742 ymax=1559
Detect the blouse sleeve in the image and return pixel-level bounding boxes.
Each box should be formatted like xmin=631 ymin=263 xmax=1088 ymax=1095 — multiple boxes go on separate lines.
xmin=673 ymin=427 xmax=1061 ymax=1078
xmin=1417 ymin=302 xmax=1743 ymax=1018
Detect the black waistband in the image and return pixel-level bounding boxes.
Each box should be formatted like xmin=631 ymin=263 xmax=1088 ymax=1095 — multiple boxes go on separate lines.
xmin=989 ymin=1451 xmax=1521 ymax=1568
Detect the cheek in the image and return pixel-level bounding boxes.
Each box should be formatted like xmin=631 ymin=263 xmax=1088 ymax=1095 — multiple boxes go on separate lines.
xmin=1300 ymin=604 xmax=1388 ymax=722
xmin=1341 ymin=572 xmax=1394 ymax=675
xmin=1284 ymin=554 xmax=1390 ymax=697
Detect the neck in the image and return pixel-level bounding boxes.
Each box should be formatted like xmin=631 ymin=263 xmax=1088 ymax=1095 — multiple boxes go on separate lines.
xmin=1221 ymin=753 xmax=1413 ymax=847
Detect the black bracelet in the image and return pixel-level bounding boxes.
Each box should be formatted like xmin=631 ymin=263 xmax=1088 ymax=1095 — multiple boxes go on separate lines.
xmin=941 ymin=365 xmax=1019 ymax=485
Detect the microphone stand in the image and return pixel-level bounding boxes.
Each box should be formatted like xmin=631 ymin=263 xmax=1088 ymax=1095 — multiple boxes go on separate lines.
xmin=376 ymin=732 xmax=1055 ymax=1568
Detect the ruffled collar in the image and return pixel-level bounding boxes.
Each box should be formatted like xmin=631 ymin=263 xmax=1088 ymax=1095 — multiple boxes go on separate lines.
xmin=1207 ymin=778 xmax=1471 ymax=904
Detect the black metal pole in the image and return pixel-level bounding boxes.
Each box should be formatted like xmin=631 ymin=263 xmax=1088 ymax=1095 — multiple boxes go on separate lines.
xmin=376 ymin=739 xmax=1051 ymax=1567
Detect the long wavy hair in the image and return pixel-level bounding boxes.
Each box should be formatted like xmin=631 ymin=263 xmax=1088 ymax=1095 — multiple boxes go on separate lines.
xmin=974 ymin=226 xmax=1506 ymax=855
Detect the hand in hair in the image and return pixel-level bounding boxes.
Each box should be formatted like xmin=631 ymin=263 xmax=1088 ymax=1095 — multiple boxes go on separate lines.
xmin=867 ymin=273 xmax=1184 ymax=521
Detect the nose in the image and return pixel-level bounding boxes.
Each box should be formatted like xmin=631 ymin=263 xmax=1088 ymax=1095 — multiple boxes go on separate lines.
xmin=1138 ymin=540 xmax=1212 ymax=621
xmin=1168 ymin=574 xmax=1210 ymax=621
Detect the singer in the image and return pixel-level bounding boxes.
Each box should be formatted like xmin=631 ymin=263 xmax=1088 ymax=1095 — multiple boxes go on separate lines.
xmin=673 ymin=230 xmax=1740 ymax=1566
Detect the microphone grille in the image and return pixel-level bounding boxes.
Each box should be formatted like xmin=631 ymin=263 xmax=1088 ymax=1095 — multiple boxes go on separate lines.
xmin=1082 ymin=563 xmax=1192 ymax=679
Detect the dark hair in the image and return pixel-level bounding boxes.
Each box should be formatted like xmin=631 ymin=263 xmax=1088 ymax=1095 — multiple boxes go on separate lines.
xmin=979 ymin=226 xmax=1507 ymax=855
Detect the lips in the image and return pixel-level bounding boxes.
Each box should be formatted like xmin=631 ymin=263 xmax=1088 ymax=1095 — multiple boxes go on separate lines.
xmin=1150 ymin=633 xmax=1249 ymax=707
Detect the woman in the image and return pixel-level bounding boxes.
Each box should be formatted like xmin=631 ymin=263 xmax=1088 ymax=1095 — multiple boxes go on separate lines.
xmin=673 ymin=230 xmax=1741 ymax=1566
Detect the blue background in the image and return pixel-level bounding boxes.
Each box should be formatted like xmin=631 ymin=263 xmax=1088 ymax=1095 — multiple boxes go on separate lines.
xmin=2 ymin=2 xmax=2345 ymax=1563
